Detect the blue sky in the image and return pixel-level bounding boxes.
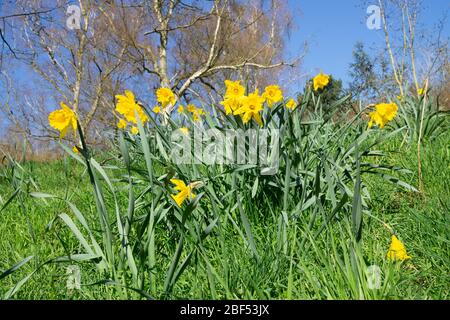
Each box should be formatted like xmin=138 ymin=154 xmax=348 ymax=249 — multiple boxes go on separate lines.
xmin=286 ymin=0 xmax=449 ymax=86
xmin=1 ymin=1 xmax=449 ymax=135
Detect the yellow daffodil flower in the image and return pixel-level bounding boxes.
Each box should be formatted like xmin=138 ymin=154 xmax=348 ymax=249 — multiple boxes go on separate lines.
xmin=156 ymin=87 xmax=176 ymax=107
xmin=313 ymin=72 xmax=330 ymax=91
xmin=286 ymin=98 xmax=297 ymax=110
xmin=192 ymin=110 xmax=200 ymax=122
xmin=115 ymin=90 xmax=149 ymax=124
xmin=187 ymin=104 xmax=196 ymax=113
xmin=221 ymin=80 xmax=246 ymax=114
xmin=153 ymin=106 xmax=161 ymax=114
xmin=262 ymin=85 xmax=283 ymax=107
xmin=387 ymin=235 xmax=411 ymax=261
xmin=117 ymin=118 xmax=127 ymax=129
xmin=224 ymin=80 xmax=245 ymax=99
xmin=131 ymin=126 xmax=139 ymax=135
xmin=368 ymin=102 xmax=398 ymax=129
xmin=233 ymin=89 xmax=265 ymax=126
xmin=48 ymin=102 xmax=78 ymax=139
xmin=220 ymin=97 xmax=242 ymax=115
xmin=170 ymin=178 xmax=196 ymax=207
xmin=180 ymin=127 xmax=189 ymax=135
xmin=184 ymin=104 xmax=203 ymax=122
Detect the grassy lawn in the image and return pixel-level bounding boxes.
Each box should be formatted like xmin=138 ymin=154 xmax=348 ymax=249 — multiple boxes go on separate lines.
xmin=1 ymin=131 xmax=448 ymax=300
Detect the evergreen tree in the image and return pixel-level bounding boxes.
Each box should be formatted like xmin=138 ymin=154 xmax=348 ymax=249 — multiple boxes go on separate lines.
xmin=348 ymin=42 xmax=377 ymax=102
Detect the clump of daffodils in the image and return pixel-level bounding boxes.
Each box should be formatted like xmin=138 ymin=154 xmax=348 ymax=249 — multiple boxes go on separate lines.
xmin=219 ymin=80 xmax=286 ymax=126
xmin=220 ymin=80 xmax=245 ymax=115
xmin=368 ymin=102 xmax=398 ymax=129
xmin=179 ymin=104 xmax=204 ymax=122
xmin=153 ymin=87 xmax=205 ymax=122
xmin=115 ymin=90 xmax=149 ymax=135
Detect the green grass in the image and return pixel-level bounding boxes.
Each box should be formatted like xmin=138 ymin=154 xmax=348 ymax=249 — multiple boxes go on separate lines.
xmin=0 ymin=132 xmax=449 ymax=300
